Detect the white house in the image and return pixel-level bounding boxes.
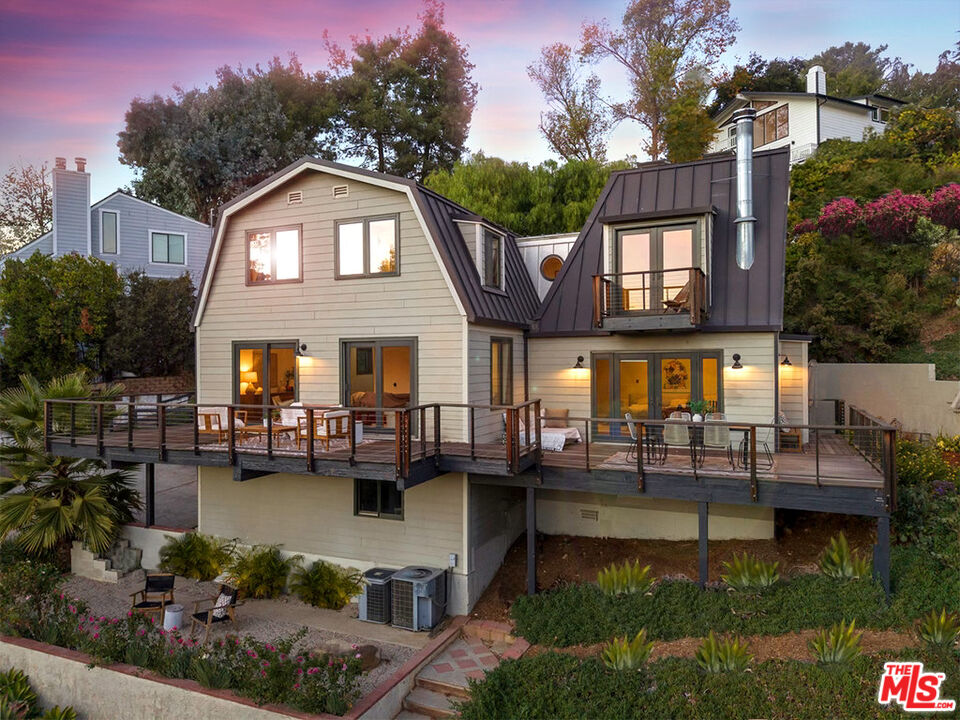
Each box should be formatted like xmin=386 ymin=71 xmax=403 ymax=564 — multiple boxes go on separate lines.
xmin=708 ymin=66 xmax=905 ymax=164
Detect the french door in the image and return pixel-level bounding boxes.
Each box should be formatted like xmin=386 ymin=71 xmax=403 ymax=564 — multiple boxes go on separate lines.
xmin=616 ymin=224 xmax=696 ymax=312
xmin=341 ymin=338 xmax=417 ymax=432
xmin=233 ymin=341 xmax=298 ymax=424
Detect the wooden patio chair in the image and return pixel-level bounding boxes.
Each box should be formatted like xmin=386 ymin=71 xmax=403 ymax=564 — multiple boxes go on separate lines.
xmin=663 ymin=281 xmax=691 ymax=312
xmin=198 ymin=409 xmax=247 ymax=444
xmin=130 ymin=573 xmax=175 ymax=623
xmin=189 ymin=584 xmax=241 ymax=644
xmin=297 ymin=410 xmax=350 ymax=451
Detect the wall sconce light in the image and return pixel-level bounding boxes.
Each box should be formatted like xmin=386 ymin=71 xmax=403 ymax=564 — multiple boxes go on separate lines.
xmin=573 ymin=355 xmax=585 ymax=369
xmin=780 ymin=354 xmax=792 ymax=366
xmin=731 ymin=353 xmax=743 ymax=370
xmin=296 ymin=343 xmax=308 ymax=357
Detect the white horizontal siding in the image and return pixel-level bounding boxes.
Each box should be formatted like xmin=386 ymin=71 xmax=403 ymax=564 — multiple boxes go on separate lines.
xmin=467 ymin=326 xmax=526 ymax=443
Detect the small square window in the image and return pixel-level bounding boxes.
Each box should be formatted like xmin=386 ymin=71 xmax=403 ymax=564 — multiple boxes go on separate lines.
xmin=246 ymin=226 xmax=302 ymax=284
xmin=151 ymin=232 xmax=185 ymax=265
xmin=355 ymin=478 xmax=403 ymax=519
xmin=335 ymin=216 xmax=398 ymax=279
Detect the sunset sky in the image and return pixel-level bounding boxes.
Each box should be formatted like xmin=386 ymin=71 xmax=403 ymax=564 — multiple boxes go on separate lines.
xmin=0 ymin=0 xmax=957 ymax=200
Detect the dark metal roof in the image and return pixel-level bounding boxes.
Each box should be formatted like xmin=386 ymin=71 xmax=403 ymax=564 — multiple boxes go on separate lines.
xmin=193 ymin=157 xmax=539 ymax=329
xmin=533 ymin=147 xmax=791 ymax=336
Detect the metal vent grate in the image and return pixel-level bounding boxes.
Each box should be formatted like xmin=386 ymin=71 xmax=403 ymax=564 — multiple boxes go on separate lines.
xmin=580 ymin=508 xmax=599 ymax=521
xmin=392 ymin=579 xmax=414 ymax=630
xmin=365 ymin=582 xmax=390 ymax=623
xmin=332 ymin=184 xmax=349 ymax=198
xmin=287 ymin=190 xmax=303 ymax=204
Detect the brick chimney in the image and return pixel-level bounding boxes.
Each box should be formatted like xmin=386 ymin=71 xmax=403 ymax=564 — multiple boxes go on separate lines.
xmin=52 ymin=155 xmax=91 ymax=256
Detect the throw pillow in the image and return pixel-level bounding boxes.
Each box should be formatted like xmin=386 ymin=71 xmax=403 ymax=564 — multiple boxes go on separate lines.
xmin=212 ymin=591 xmax=232 ymax=619
xmin=543 ymin=409 xmax=569 ymax=428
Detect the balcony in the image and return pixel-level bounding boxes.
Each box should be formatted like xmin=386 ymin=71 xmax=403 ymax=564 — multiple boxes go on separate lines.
xmin=593 ymin=267 xmax=707 ymax=331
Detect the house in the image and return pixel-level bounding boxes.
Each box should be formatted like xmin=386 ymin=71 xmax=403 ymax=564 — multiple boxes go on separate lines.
xmin=3 ymin=157 xmax=212 ymax=283
xmin=45 ymin=114 xmax=895 ymax=616
xmin=708 ymin=66 xmax=905 ymax=163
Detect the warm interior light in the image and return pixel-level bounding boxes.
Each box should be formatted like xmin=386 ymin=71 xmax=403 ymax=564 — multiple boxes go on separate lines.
xmin=731 ymin=353 xmax=743 ymax=370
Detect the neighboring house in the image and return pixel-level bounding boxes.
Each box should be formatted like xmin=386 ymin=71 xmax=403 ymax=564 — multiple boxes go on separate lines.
xmin=2 ymin=157 xmax=212 ymax=283
xmin=708 ymin=66 xmax=905 ymax=164
xmin=47 ymin=124 xmax=896 ymax=616
xmin=516 ymin=232 xmax=578 ymax=300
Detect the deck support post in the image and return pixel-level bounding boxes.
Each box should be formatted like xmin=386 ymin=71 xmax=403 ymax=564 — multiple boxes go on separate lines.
xmin=526 ymin=486 xmax=536 ymax=596
xmin=144 ymin=463 xmax=156 ymax=528
xmin=698 ymin=501 xmax=709 ymax=588
xmin=874 ymin=514 xmax=891 ymax=597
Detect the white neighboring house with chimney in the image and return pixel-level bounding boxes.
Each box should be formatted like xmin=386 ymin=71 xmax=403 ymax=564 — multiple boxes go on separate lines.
xmin=708 ymin=66 xmax=906 ymax=164
xmin=2 ymin=157 xmax=212 ymax=283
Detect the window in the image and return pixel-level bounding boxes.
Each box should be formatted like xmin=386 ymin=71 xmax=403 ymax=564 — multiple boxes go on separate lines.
xmin=101 ymin=211 xmax=117 ymax=254
xmin=151 ymin=232 xmax=185 ymax=265
xmin=754 ymin=105 xmax=789 ymax=147
xmin=246 ymin=226 xmax=301 ymax=284
xmin=335 ymin=215 xmax=398 ymax=278
xmin=482 ymin=228 xmax=503 ymax=289
xmin=540 ymin=254 xmax=563 ymax=281
xmin=872 ymin=107 xmax=890 ymax=123
xmin=752 ymin=100 xmax=776 ymax=110
xmin=355 ymin=478 xmax=403 ymax=519
xmin=615 ymin=222 xmax=697 ymax=312
xmin=491 ymin=337 xmax=513 ymax=405
xmin=233 ymin=342 xmax=298 ymax=423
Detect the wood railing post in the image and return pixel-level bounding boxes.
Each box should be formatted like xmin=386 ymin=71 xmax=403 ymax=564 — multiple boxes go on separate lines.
xmin=420 ymin=406 xmax=426 ymax=460
xmin=469 ymin=406 xmax=476 ymax=460
xmin=592 ymin=275 xmax=602 ymax=327
xmin=434 ymin=405 xmax=441 ymax=466
xmin=406 ymin=410 xmax=412 ymax=478
xmin=749 ymin=425 xmax=758 ymax=502
xmin=505 ymin=409 xmax=515 ymax=473
xmin=348 ymin=409 xmax=356 ymax=466
xmin=883 ymin=428 xmax=896 ymax=511
xmin=637 ymin=421 xmax=645 ymax=492
xmin=584 ymin=419 xmax=590 ymax=471
xmin=534 ymin=399 xmax=542 ymax=459
xmin=129 ymin=403 xmax=136 ymax=452
xmin=524 ymin=403 xmax=531 ymax=454
xmin=395 ymin=412 xmax=402 ymax=480
xmin=266 ymin=405 xmax=274 ymax=460
xmin=192 ymin=406 xmax=199 ymax=455
xmin=227 ymin=407 xmax=236 ymax=466
xmin=307 ymin=408 xmax=316 ymax=471
xmin=157 ymin=404 xmax=167 ymax=461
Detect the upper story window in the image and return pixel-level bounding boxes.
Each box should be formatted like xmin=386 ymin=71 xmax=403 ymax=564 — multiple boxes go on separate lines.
xmin=540 ymin=254 xmax=563 ymax=281
xmin=755 ymin=105 xmax=789 ymax=147
xmin=151 ymin=231 xmax=185 ymax=265
xmin=491 ymin=337 xmax=513 ymax=405
xmin=246 ymin=226 xmax=301 ymax=285
xmin=872 ymin=106 xmax=890 ymax=123
xmin=482 ymin=228 xmax=504 ymax=290
xmin=101 ymin=211 xmax=118 ymax=254
xmin=335 ymin=215 xmax=398 ymax=279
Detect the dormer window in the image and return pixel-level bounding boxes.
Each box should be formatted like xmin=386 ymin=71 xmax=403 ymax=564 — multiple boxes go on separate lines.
xmin=246 ymin=225 xmax=301 ymax=285
xmin=482 ymin=228 xmax=503 ymax=290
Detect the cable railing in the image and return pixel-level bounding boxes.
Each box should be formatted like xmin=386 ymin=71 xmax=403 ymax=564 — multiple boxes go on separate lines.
xmin=593 ymin=267 xmax=707 ymax=327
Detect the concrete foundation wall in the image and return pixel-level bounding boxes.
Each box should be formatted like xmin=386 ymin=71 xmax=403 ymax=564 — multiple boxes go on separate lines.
xmin=811 ymin=362 xmax=960 ymax=436
xmin=466 ymin=482 xmax=525 ymax=603
xmin=122 ymin=524 xmax=186 ymax=571
xmin=536 ymin=489 xmax=775 ymax=540
xmin=0 ymin=638 xmax=316 ymax=720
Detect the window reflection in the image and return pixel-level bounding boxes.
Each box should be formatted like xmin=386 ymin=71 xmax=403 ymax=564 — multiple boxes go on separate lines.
xmin=247 ymin=227 xmax=300 ymax=284
xmin=248 ymin=232 xmax=271 ymax=283
xmin=275 ymin=229 xmax=299 ymax=280
xmin=338 ymin=222 xmax=364 ymax=276
xmin=337 ymin=217 xmax=397 ymax=277
xmin=370 ymin=219 xmax=396 ymax=273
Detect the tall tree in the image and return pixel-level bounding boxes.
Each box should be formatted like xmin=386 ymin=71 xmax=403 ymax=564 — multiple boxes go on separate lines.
xmin=527 ymin=43 xmax=611 ymax=161
xmin=579 ymin=0 xmax=739 ymax=160
xmin=0 ymin=162 xmax=52 ymax=254
xmin=118 ymin=56 xmax=334 ymax=221
xmin=710 ymin=53 xmax=805 ymax=114
xmin=885 ymin=42 xmax=960 ymax=108
xmin=807 ymin=42 xmax=890 ymax=97
xmin=663 ymin=68 xmax=715 ymax=162
xmin=326 ymin=0 xmax=477 ymax=180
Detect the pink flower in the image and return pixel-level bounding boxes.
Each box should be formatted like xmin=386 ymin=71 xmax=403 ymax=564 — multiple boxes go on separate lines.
xmin=260 ymin=670 xmax=267 ymax=678
xmin=127 ymin=610 xmax=133 ymax=617
xmin=328 ymin=659 xmax=334 ymax=667
xmin=341 ymin=663 xmax=347 ymax=671
xmin=69 ymin=605 xmax=76 ymax=614
xmin=355 ymin=653 xmax=361 ymax=659
xmin=99 ymin=616 xmax=106 ymax=622
xmin=296 ymin=656 xmax=304 ymax=663
xmin=247 ymin=650 xmax=258 ymax=659
xmin=863 ymin=189 xmax=931 ymax=243
xmin=159 ymin=629 xmax=166 ymax=636
xmin=818 ymin=197 xmax=861 ymax=238
xmin=293 ymin=683 xmax=300 ymax=690
xmin=930 ymin=183 xmax=960 ymax=229
xmin=93 ymin=633 xmax=99 ymax=640
xmin=307 ymin=667 xmax=319 ymax=676
xmin=279 ymin=653 xmax=286 ymax=660
xmin=169 ymin=649 xmax=175 ymax=655
xmin=296 ymin=669 xmax=304 ymax=676
xmin=59 ymin=593 xmax=64 ymax=600
xmin=262 ymin=661 xmax=270 ymax=668
xmin=137 ymin=629 xmax=146 ymax=637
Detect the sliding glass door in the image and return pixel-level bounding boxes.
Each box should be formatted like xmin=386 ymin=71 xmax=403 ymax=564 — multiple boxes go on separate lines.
xmin=233 ymin=342 xmax=298 ymax=424
xmin=593 ymin=351 xmax=722 ymax=439
xmin=342 ymin=339 xmax=417 ymax=431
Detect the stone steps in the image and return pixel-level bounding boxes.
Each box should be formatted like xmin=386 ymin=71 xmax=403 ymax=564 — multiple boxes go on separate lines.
xmin=70 ymin=539 xmax=142 ymax=583
xmin=402 ymin=687 xmax=458 ymax=719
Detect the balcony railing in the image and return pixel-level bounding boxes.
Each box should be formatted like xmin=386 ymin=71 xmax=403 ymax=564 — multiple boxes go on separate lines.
xmin=593 ymin=268 xmax=707 ymax=328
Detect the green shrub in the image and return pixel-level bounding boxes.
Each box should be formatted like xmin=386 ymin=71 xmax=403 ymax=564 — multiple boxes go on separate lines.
xmin=695 ymin=631 xmax=753 ymax=673
xmin=158 ymin=532 xmax=234 ymax=581
xmin=290 ymin=561 xmax=363 ymax=609
xmin=227 ymin=545 xmax=302 ymax=599
xmin=917 ymin=608 xmax=960 ymax=647
xmin=810 ymin=620 xmax=863 ymax=664
xmin=0 ymin=668 xmax=77 ymax=720
xmin=41 ymin=708 xmax=77 ymax=720
xmin=596 ymin=560 xmax=653 ymax=596
xmin=720 ymin=554 xmax=780 ymax=592
xmin=601 ymin=630 xmax=653 ymax=671
xmin=819 ymin=533 xmax=871 ymax=580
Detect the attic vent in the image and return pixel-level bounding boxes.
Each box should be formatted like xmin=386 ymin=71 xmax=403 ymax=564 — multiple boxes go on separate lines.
xmin=332 ymin=184 xmax=349 ymax=199
xmin=579 ymin=508 xmax=599 ymax=521
xmin=287 ymin=191 xmax=303 ymax=205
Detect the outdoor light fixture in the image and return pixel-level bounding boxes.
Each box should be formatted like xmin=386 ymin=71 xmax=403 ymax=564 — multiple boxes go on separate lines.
xmin=573 ymin=355 xmax=585 ymax=369
xmin=780 ymin=355 xmax=792 ymax=366
xmin=731 ymin=353 xmax=743 ymax=370
xmin=296 ymin=343 xmax=308 ymax=357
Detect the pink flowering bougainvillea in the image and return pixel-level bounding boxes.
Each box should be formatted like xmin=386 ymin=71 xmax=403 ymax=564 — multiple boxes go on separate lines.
xmin=792 ymin=218 xmax=818 ymax=236
xmin=817 ymin=197 xmax=862 ymax=239
xmin=929 ymin=183 xmax=960 ymax=230
xmin=863 ymin=190 xmax=931 ymax=243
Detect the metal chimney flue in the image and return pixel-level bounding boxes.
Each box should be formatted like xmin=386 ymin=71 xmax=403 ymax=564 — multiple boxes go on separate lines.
xmin=732 ymin=107 xmax=757 ymax=270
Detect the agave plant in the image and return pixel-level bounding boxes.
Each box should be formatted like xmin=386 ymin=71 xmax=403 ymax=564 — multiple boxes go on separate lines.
xmin=695 ymin=631 xmax=753 ymax=673
xmin=917 ymin=608 xmax=960 ymax=648
xmin=0 ymin=668 xmax=37 ymax=717
xmin=720 ymin=553 xmax=780 ymax=592
xmin=41 ymin=708 xmax=78 ymax=720
xmin=819 ymin=533 xmax=872 ymax=580
xmin=601 ymin=629 xmax=654 ymax=671
xmin=0 ymin=373 xmax=140 ymax=555
xmin=596 ymin=560 xmax=653 ymax=596
xmin=810 ymin=620 xmax=863 ymax=664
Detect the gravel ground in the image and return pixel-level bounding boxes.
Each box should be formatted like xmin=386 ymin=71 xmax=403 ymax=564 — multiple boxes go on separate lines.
xmin=62 ymin=571 xmax=416 ymax=697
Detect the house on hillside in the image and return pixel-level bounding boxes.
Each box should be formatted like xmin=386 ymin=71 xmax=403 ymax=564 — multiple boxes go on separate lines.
xmin=708 ymin=66 xmax=905 ymax=164
xmin=2 ymin=157 xmax=212 ymax=283
xmin=45 ymin=121 xmax=896 ymax=618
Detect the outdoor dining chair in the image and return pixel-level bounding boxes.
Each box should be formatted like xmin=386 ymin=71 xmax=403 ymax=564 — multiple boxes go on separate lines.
xmin=130 ymin=573 xmax=176 ymax=623
xmin=703 ymin=412 xmax=736 ymax=468
xmin=662 ymin=411 xmax=691 ymax=465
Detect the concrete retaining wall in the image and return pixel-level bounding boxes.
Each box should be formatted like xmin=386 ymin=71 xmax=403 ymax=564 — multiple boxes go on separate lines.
xmin=0 ymin=636 xmax=327 ymax=719
xmin=811 ymin=362 xmax=960 ymax=436
xmin=122 ymin=524 xmax=186 ymax=571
